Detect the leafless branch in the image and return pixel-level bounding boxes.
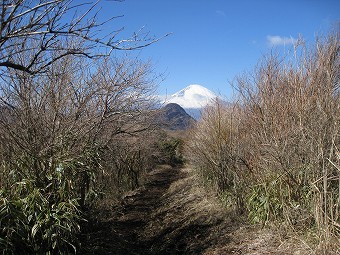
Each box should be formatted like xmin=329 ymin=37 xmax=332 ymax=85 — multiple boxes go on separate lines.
xmin=0 ymin=0 xmax=170 ymax=74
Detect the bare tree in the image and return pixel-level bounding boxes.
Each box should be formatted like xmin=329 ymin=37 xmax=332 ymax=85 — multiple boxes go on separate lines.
xmin=0 ymin=0 xmax=170 ymax=75
xmin=0 ymin=1 xmax=165 ymax=252
xmin=0 ymin=51 xmax=158 ymax=202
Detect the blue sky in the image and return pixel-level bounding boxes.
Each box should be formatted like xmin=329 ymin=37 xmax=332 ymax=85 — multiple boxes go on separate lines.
xmin=96 ymin=0 xmax=339 ymax=99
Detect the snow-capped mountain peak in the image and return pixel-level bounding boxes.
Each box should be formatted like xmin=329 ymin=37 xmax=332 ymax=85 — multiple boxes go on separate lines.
xmin=165 ymin=84 xmax=217 ymax=109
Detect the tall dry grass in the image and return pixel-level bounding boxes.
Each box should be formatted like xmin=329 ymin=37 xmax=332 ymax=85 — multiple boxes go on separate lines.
xmin=187 ymin=30 xmax=339 ymax=252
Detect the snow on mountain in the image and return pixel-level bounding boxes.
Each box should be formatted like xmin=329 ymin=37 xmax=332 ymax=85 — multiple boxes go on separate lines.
xmin=164 ymin=84 xmax=217 ymax=109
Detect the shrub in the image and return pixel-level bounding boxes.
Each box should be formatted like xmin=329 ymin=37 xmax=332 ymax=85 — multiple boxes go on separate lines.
xmin=158 ymin=137 xmax=184 ymax=166
xmin=0 ymin=178 xmax=81 ymax=254
xmin=187 ymin=30 xmax=339 ymax=251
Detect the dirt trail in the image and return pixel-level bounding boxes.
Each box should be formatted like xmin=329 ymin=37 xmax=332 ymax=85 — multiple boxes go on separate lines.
xmin=79 ymin=165 xmax=288 ymax=255
xmin=79 ymin=165 xmax=232 ymax=254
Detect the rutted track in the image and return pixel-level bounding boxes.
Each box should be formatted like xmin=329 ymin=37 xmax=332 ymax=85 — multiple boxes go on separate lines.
xmin=79 ymin=165 xmax=234 ymax=255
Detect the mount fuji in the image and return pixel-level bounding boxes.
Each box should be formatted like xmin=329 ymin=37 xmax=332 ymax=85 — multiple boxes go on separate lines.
xmin=163 ymin=84 xmax=218 ymax=118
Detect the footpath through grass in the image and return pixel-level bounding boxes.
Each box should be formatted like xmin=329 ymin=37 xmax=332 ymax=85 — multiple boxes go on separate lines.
xmin=79 ymin=165 xmax=318 ymax=255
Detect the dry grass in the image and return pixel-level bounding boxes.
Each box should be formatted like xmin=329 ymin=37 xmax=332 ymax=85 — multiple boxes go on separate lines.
xmin=187 ymin=29 xmax=340 ymax=254
xmin=141 ymin=166 xmax=231 ymax=253
xmin=144 ymin=166 xmax=323 ymax=254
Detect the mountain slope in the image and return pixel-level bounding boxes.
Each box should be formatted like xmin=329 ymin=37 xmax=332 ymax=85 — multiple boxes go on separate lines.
xmin=157 ymin=103 xmax=195 ymax=130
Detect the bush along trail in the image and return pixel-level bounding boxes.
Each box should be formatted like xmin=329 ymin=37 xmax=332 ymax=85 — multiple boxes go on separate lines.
xmin=79 ymin=165 xmax=305 ymax=255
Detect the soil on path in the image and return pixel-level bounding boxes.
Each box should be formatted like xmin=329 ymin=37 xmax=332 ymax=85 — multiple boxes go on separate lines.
xmin=79 ymin=165 xmax=293 ymax=255
xmin=79 ymin=165 xmax=231 ymax=254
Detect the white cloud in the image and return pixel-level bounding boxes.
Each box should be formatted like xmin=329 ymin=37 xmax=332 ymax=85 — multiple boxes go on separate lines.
xmin=266 ymin=35 xmax=298 ymax=46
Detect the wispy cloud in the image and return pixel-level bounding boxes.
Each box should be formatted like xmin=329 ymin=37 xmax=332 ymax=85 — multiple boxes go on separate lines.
xmin=266 ymin=35 xmax=297 ymax=46
xmin=215 ymin=10 xmax=226 ymax=17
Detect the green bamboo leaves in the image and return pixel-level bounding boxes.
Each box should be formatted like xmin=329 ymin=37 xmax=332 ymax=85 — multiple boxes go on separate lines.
xmin=0 ymin=178 xmax=81 ymax=254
